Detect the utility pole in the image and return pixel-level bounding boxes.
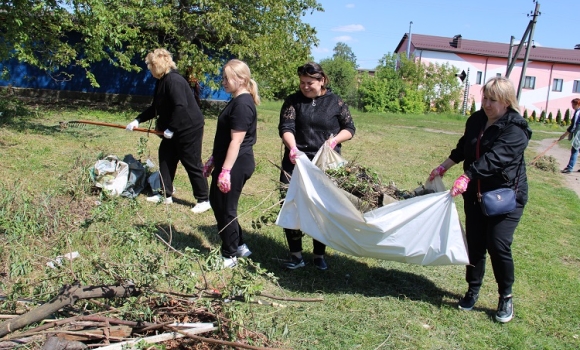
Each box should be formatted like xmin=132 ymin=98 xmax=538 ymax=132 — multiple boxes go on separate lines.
xmin=505 ymin=1 xmax=541 ymax=101
xmin=406 ymin=21 xmax=413 ymax=59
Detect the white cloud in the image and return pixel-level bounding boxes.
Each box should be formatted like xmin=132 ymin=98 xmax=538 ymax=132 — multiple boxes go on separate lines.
xmin=333 ymin=36 xmax=354 ymax=42
xmin=312 ymin=47 xmax=331 ymax=54
xmin=346 ymin=4 xmax=355 ymax=8
xmin=332 ymin=24 xmax=365 ymax=33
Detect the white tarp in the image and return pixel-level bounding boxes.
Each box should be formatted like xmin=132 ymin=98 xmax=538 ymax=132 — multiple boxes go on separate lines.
xmin=276 ymin=153 xmax=469 ymax=266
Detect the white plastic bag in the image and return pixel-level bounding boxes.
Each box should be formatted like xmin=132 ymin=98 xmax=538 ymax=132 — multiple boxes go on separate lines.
xmin=276 ymin=153 xmax=468 ymax=266
xmin=93 ymin=155 xmax=129 ymax=196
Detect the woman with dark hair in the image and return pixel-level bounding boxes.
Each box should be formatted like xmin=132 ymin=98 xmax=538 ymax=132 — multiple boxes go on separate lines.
xmin=278 ymin=62 xmax=356 ymax=271
xmin=429 ymin=77 xmax=532 ymax=323
xmin=558 ymin=98 xmax=580 ymax=173
xmin=126 ymin=48 xmax=211 ymax=214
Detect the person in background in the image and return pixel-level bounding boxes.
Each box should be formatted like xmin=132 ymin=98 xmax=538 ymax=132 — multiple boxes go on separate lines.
xmin=428 ymin=77 xmax=532 ymax=323
xmin=202 ymin=59 xmax=260 ymax=268
xmin=126 ymin=48 xmax=211 ymax=214
xmin=558 ymin=98 xmax=580 ymax=173
xmin=278 ymin=61 xmax=356 ymax=271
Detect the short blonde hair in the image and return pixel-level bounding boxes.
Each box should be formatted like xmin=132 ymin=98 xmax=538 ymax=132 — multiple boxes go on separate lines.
xmin=223 ymin=59 xmax=261 ymax=105
xmin=482 ymin=77 xmax=520 ymax=112
xmin=145 ymin=48 xmax=177 ymax=78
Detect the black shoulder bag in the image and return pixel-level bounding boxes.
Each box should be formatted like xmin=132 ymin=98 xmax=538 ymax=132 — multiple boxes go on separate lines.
xmin=476 ymin=129 xmax=518 ymax=216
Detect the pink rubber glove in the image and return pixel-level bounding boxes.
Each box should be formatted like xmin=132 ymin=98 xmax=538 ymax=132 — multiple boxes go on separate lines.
xmin=217 ymin=167 xmax=231 ymax=193
xmin=327 ymin=138 xmax=338 ymax=149
xmin=429 ymin=165 xmax=447 ymax=181
xmin=289 ymin=146 xmax=299 ymax=164
xmin=203 ymin=156 xmax=214 ymax=177
xmin=450 ymin=174 xmax=470 ymax=197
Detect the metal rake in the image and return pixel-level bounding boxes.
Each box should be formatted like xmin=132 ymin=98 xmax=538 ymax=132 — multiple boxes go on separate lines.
xmin=59 ymin=120 xmax=163 ymax=136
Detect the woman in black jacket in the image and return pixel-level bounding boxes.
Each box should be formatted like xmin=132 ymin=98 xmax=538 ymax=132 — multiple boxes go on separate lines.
xmin=126 ymin=48 xmax=210 ymax=213
xmin=429 ymin=77 xmax=532 ymax=323
xmin=278 ymin=62 xmax=356 ymax=271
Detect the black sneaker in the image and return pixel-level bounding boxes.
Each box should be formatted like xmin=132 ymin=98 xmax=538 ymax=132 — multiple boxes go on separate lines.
xmin=313 ymin=257 xmax=328 ymax=270
xmin=495 ymin=295 xmax=514 ymax=323
xmin=458 ymin=291 xmax=479 ymax=310
xmin=284 ymin=255 xmax=305 ymax=270
xmin=561 ymin=168 xmax=572 ymax=173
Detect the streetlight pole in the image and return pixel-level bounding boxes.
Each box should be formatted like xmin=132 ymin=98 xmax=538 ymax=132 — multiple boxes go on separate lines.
xmin=406 ymin=21 xmax=413 ymax=59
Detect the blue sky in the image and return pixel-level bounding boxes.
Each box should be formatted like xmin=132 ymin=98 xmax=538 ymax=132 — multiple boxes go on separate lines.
xmin=303 ymin=0 xmax=577 ymax=69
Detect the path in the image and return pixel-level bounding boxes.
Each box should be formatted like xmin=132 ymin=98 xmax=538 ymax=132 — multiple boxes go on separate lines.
xmin=531 ymin=137 xmax=580 ymax=197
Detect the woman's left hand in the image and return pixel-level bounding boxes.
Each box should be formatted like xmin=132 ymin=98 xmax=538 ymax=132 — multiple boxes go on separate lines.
xmin=218 ymin=168 xmax=231 ymax=193
xmin=450 ymin=174 xmax=470 ymax=197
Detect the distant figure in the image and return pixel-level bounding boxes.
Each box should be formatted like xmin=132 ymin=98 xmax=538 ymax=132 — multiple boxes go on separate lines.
xmin=278 ymin=62 xmax=356 ymax=271
xmin=428 ymin=77 xmax=532 ymax=323
xmin=203 ymin=59 xmax=260 ymax=268
xmin=126 ymin=48 xmax=211 ymax=214
xmin=558 ymin=98 xmax=580 ymax=173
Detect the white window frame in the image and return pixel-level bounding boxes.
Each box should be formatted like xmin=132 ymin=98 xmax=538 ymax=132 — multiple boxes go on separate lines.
xmin=523 ymin=76 xmax=536 ymax=89
xmin=476 ymin=71 xmax=482 ymax=85
xmin=574 ymin=80 xmax=580 ymax=93
xmin=552 ymin=78 xmax=563 ymax=92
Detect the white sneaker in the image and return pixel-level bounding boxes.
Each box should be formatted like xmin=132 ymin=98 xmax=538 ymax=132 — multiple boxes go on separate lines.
xmin=236 ymin=244 xmax=252 ymax=258
xmin=147 ymin=194 xmax=173 ymax=204
xmin=191 ymin=201 xmax=211 ymax=213
xmin=223 ymin=256 xmax=237 ymax=269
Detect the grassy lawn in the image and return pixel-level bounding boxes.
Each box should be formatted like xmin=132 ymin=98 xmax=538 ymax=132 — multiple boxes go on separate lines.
xmin=1 ymin=98 xmax=579 ymax=349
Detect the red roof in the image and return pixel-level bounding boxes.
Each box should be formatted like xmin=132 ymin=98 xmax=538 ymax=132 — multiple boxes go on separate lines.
xmin=395 ymin=33 xmax=580 ymax=65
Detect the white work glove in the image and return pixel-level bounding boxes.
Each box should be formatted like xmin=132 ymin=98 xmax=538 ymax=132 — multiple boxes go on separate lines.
xmin=126 ymin=119 xmax=139 ymax=131
xmin=163 ymin=129 xmax=174 ymax=139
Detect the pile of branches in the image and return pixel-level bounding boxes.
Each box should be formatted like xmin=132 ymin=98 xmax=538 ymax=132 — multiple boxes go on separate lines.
xmin=325 ymin=161 xmax=434 ymax=210
xmin=0 ymin=283 xmax=282 ymax=349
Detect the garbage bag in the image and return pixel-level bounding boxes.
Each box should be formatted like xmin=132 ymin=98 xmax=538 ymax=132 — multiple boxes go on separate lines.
xmin=121 ymin=154 xmax=147 ymax=199
xmin=276 ymin=153 xmax=468 ymax=266
xmin=91 ymin=155 xmax=129 ymax=196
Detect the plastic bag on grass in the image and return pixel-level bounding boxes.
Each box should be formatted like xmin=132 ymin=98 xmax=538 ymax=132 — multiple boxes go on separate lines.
xmin=91 ymin=155 xmax=129 ymax=196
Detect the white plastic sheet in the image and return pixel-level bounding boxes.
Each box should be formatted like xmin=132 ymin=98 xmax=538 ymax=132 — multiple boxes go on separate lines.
xmin=276 ymin=154 xmax=469 ymax=266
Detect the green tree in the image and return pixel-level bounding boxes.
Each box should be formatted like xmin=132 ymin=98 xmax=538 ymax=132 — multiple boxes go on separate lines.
xmin=564 ymin=109 xmax=571 ymax=125
xmin=320 ymin=57 xmax=357 ymax=106
xmin=556 ymin=109 xmax=562 ymax=125
xmin=548 ymin=112 xmax=553 ymax=124
xmin=470 ymin=100 xmax=477 ymax=115
xmin=531 ymin=110 xmax=537 ymax=122
xmin=1 ymin=0 xmax=323 ymax=97
xmin=332 ymin=42 xmax=358 ymax=68
xmin=422 ymin=62 xmax=462 ymax=113
xmin=523 ymin=109 xmax=528 ymax=120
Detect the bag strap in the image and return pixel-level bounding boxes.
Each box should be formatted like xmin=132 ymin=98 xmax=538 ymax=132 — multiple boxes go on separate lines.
xmin=476 ymin=127 xmax=521 ymax=202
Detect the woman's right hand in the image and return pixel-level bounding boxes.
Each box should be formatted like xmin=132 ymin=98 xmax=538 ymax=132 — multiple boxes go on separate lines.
xmin=289 ymin=146 xmax=299 ymax=164
xmin=428 ymin=165 xmax=447 ymax=181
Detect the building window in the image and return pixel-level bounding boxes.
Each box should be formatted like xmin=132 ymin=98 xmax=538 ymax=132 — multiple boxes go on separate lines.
xmin=523 ymin=76 xmax=536 ymax=89
xmin=496 ymin=73 xmax=502 ymax=77
xmin=476 ymin=71 xmax=482 ymax=84
xmin=574 ymin=80 xmax=580 ymax=93
xmin=552 ymin=79 xmax=563 ymax=92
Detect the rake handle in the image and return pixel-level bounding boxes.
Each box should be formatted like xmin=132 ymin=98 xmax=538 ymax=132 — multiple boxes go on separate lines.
xmin=529 ymin=139 xmax=559 ymax=165
xmin=73 ymin=120 xmax=164 ymax=136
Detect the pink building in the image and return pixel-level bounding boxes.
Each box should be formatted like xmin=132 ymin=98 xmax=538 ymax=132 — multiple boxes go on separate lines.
xmin=395 ymin=33 xmax=580 ymax=116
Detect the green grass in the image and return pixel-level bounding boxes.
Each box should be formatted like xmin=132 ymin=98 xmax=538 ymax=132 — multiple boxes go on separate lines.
xmin=1 ymin=99 xmax=579 ymax=349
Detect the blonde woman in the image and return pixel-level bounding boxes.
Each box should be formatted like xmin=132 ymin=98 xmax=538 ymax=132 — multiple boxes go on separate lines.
xmin=428 ymin=77 xmax=532 ymax=323
xmin=202 ymin=59 xmax=260 ymax=268
xmin=126 ymin=48 xmax=210 ymax=213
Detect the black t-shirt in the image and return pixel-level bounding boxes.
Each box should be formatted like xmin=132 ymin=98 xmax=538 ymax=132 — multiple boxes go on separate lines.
xmin=212 ymin=93 xmax=257 ymax=165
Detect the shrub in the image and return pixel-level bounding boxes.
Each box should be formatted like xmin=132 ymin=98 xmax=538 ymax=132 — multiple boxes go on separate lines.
xmin=539 ymin=110 xmax=546 ymax=123
xmin=470 ymin=100 xmax=477 ymax=115
xmin=564 ymin=109 xmax=571 ymax=125
xmin=556 ymin=109 xmax=562 ymax=125
xmin=531 ymin=110 xmax=537 ymax=122
xmin=523 ymin=109 xmax=528 ymax=120
xmin=548 ymin=112 xmax=553 ymax=124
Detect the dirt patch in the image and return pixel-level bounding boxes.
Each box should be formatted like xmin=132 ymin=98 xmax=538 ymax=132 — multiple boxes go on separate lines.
xmin=531 ymin=138 xmax=580 ymax=198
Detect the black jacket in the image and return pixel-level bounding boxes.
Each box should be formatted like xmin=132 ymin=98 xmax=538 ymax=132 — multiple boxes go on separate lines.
xmin=279 ymin=89 xmax=355 ymax=160
xmin=449 ymin=109 xmax=532 ymax=204
xmin=136 ymin=70 xmax=204 ymax=137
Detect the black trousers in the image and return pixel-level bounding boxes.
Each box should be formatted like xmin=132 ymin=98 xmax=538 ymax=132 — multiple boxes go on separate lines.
xmin=209 ymin=151 xmax=255 ymax=257
xmin=463 ymin=194 xmax=524 ymax=297
xmin=158 ymin=128 xmax=208 ymax=202
xmin=280 ymin=155 xmax=326 ymax=256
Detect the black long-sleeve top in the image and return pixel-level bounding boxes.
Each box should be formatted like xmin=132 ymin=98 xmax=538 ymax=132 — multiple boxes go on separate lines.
xmin=449 ymin=108 xmax=532 ymax=204
xmin=136 ymin=70 xmax=204 ymax=137
xmin=278 ymin=89 xmax=355 ymax=160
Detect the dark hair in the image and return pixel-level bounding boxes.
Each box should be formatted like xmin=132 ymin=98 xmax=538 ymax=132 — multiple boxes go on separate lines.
xmin=572 ymin=98 xmax=580 ymax=106
xmin=296 ymin=62 xmax=329 ymax=87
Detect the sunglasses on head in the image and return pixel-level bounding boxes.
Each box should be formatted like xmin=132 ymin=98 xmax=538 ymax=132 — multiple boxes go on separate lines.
xmin=297 ymin=64 xmax=321 ymax=75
